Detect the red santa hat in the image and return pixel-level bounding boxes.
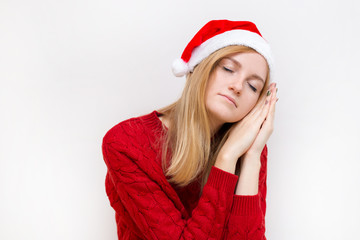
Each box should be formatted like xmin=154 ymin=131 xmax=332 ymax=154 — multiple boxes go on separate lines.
xmin=172 ymin=19 xmax=274 ymax=78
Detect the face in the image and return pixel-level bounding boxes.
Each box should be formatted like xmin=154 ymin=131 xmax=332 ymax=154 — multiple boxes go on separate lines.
xmin=204 ymin=51 xmax=268 ymax=132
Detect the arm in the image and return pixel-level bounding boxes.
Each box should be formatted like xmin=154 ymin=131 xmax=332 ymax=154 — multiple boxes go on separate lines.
xmin=102 ymin=139 xmax=239 ymax=240
xmin=221 ymin=84 xmax=276 ymax=240
xmin=222 ymin=145 xmax=268 ymax=240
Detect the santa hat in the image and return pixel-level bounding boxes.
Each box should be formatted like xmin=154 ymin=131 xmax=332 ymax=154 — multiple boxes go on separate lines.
xmin=172 ymin=20 xmax=274 ymax=78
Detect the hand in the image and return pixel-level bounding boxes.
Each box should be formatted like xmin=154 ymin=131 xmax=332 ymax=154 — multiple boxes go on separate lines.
xmin=217 ymin=83 xmax=277 ymax=164
xmin=245 ymin=83 xmax=278 ymax=156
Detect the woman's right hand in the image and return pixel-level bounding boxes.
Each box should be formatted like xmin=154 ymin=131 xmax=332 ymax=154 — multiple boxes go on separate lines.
xmin=216 ymin=83 xmax=277 ymax=167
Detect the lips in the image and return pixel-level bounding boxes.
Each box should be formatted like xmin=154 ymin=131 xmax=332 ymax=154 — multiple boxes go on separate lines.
xmin=219 ymin=94 xmax=237 ymax=107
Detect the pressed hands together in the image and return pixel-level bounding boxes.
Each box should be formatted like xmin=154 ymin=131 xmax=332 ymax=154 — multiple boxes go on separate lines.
xmin=214 ymin=82 xmax=278 ymax=195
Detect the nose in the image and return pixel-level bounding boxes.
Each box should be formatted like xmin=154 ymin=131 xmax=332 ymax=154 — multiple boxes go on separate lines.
xmin=228 ymin=79 xmax=243 ymax=95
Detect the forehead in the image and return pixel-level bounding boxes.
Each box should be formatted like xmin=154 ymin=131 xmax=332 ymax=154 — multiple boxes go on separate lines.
xmin=222 ymin=52 xmax=268 ymax=75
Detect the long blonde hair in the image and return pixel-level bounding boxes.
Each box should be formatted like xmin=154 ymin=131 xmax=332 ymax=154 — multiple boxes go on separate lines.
xmin=157 ymin=45 xmax=270 ymax=194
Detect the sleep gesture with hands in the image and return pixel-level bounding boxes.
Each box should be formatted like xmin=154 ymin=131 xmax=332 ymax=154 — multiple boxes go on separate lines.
xmin=243 ymin=82 xmax=278 ymax=158
xmin=215 ymin=82 xmax=278 ymax=175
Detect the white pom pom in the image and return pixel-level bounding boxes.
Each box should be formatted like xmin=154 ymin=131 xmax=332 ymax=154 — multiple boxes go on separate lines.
xmin=172 ymin=58 xmax=189 ymax=77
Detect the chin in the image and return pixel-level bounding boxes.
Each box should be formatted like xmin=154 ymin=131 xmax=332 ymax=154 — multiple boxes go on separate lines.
xmin=207 ymin=106 xmax=243 ymax=124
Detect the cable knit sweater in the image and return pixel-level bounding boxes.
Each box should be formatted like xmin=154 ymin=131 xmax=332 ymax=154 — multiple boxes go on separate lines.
xmin=102 ymin=110 xmax=268 ymax=240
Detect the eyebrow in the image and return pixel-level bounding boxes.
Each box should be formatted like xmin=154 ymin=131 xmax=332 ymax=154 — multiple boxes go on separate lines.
xmin=223 ymin=57 xmax=265 ymax=84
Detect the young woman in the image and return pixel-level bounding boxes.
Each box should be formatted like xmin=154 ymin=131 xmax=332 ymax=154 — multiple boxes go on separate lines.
xmin=102 ymin=20 xmax=278 ymax=240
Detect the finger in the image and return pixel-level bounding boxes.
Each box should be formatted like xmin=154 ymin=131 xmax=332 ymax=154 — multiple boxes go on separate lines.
xmin=269 ymin=85 xmax=278 ymax=113
xmin=253 ymin=87 xmax=278 ymax=144
xmin=253 ymin=83 xmax=278 ymax=126
xmin=262 ymin=91 xmax=277 ymax=130
xmin=248 ymin=88 xmax=273 ymax=119
xmin=256 ymin=102 xmax=276 ymax=139
xmin=252 ymin=88 xmax=273 ymax=120
xmin=250 ymin=83 xmax=276 ymax=115
xmin=267 ymin=93 xmax=277 ymax=122
xmin=271 ymin=85 xmax=278 ymax=102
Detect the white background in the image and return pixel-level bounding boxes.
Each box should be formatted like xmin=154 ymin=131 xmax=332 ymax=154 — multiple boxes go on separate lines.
xmin=1 ymin=0 xmax=359 ymax=239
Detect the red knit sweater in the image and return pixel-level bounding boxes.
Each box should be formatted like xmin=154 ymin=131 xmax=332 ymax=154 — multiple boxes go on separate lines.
xmin=102 ymin=110 xmax=268 ymax=240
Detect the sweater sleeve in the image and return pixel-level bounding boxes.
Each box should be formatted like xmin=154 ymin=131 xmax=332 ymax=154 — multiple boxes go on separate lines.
xmin=222 ymin=145 xmax=268 ymax=240
xmin=102 ymin=139 xmax=239 ymax=240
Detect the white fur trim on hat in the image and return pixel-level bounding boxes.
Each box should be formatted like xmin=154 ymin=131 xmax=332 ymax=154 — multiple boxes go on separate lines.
xmin=172 ymin=29 xmax=274 ymax=79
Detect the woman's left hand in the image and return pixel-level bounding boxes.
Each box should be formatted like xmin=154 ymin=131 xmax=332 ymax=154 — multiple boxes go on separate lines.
xmin=245 ymin=84 xmax=278 ymax=157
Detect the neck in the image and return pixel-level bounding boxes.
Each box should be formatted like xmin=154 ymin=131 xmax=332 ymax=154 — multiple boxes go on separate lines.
xmin=208 ymin=117 xmax=223 ymax=137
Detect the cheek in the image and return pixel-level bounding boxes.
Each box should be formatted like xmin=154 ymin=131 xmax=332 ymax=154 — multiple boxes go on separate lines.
xmin=204 ymin=84 xmax=213 ymax=104
xmin=205 ymin=76 xmax=214 ymax=94
xmin=236 ymin=96 xmax=259 ymax=118
xmin=204 ymin=76 xmax=219 ymax=101
xmin=249 ymin=97 xmax=258 ymax=109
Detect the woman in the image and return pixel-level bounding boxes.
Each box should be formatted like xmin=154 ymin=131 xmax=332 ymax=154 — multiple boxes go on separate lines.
xmin=102 ymin=19 xmax=278 ymax=240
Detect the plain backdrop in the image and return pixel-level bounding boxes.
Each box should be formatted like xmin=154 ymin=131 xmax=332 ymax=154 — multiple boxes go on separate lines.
xmin=1 ymin=0 xmax=360 ymax=239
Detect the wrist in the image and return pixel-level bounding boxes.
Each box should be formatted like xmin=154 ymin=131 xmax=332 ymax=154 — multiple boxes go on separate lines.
xmin=236 ymin=156 xmax=261 ymax=195
xmin=241 ymin=153 xmax=261 ymax=169
xmin=214 ymin=155 xmax=237 ymax=175
xmin=243 ymin=151 xmax=261 ymax=160
xmin=244 ymin=147 xmax=263 ymax=158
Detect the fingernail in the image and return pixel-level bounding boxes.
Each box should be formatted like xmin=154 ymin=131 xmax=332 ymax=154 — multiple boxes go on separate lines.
xmin=276 ymin=98 xmax=279 ymax=102
xmin=266 ymin=90 xmax=271 ymax=96
xmin=265 ymin=100 xmax=268 ymax=104
xmin=276 ymin=88 xmax=278 ymax=93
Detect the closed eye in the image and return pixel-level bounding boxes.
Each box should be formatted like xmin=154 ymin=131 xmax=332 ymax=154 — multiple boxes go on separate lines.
xmin=248 ymin=83 xmax=257 ymax=92
xmin=223 ymin=66 xmax=233 ymax=73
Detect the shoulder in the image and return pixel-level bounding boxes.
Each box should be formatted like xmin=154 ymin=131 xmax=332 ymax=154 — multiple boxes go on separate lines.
xmin=102 ymin=110 xmax=163 ymax=150
xmin=103 ymin=115 xmax=142 ymax=145
xmin=101 ymin=110 xmax=165 ymax=172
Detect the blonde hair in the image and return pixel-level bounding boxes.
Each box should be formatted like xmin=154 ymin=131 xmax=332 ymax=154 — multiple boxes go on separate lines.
xmin=157 ymin=45 xmax=270 ymax=194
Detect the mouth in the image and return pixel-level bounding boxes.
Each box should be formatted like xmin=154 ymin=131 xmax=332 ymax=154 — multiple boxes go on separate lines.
xmin=219 ymin=94 xmax=237 ymax=108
